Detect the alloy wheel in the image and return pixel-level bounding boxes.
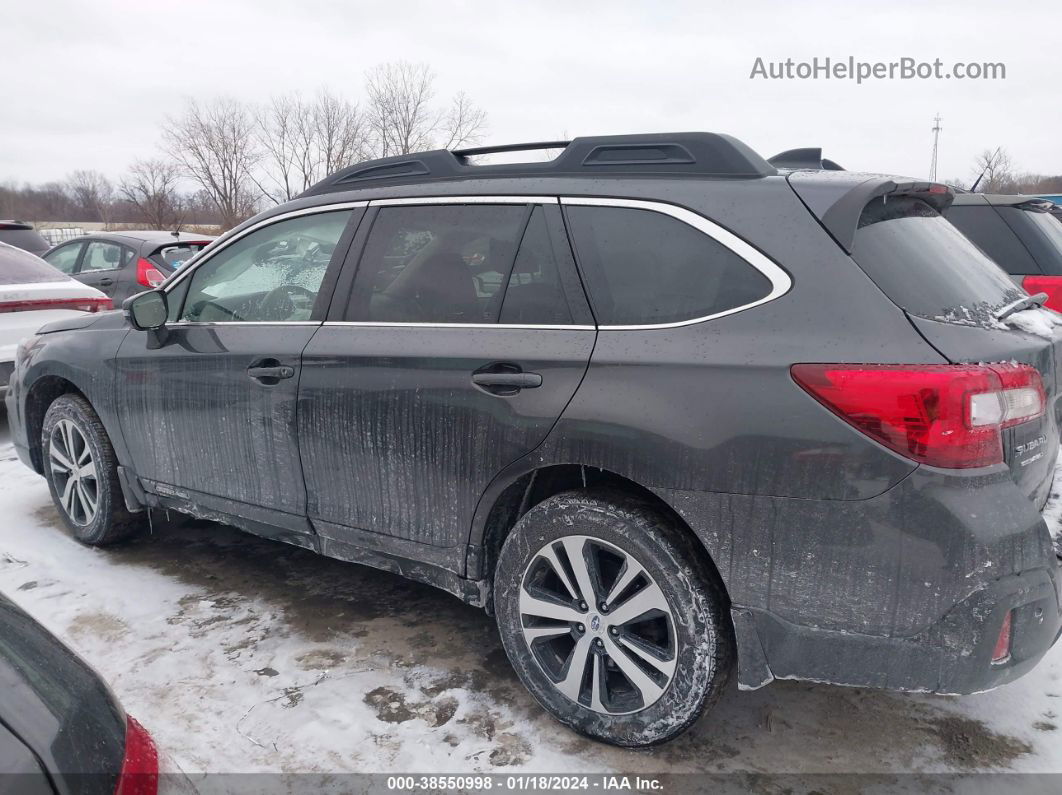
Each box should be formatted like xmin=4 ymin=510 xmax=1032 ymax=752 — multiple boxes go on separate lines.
xmin=518 ymin=535 xmax=677 ymax=715
xmin=49 ymin=419 xmax=99 ymax=527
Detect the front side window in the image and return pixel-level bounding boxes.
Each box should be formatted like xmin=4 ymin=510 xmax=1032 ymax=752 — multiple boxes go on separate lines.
xmin=43 ymin=242 xmax=82 ymax=274
xmin=80 ymin=240 xmax=131 ymax=272
xmin=346 ymin=204 xmax=528 ymax=324
xmin=178 ymin=210 xmax=352 ymax=322
xmin=565 ymin=205 xmax=772 ymax=326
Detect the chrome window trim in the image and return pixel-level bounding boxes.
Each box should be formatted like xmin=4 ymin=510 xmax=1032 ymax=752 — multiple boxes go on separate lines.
xmin=322 ymin=322 xmax=595 ymax=331
xmin=169 ymin=321 xmax=322 ymax=327
xmin=159 ymin=195 xmax=791 ymax=331
xmin=370 ymin=195 xmax=558 ymax=207
xmin=560 ymin=196 xmax=792 ymax=330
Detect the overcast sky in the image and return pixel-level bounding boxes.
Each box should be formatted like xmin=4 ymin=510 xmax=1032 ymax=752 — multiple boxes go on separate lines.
xmin=2 ymin=0 xmax=1059 ymax=186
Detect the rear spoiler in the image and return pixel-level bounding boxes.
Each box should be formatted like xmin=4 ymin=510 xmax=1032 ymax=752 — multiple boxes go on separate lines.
xmin=787 ymin=172 xmax=955 ymax=254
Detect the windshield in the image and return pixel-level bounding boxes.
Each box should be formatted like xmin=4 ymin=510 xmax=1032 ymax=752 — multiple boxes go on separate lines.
xmin=851 ymin=196 xmax=1023 ymax=324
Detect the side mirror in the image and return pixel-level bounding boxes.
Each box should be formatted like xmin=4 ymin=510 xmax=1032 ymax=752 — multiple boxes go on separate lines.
xmin=123 ymin=290 xmax=168 ymax=331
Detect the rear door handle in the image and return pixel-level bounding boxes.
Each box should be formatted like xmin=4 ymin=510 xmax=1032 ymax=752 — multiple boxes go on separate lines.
xmin=247 ymin=365 xmax=295 ymax=381
xmin=98 ymin=278 xmax=115 ymax=287
xmin=472 ymin=372 xmax=542 ymax=388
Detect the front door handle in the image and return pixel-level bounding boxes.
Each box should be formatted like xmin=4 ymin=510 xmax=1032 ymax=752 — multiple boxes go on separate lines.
xmin=472 ymin=372 xmax=542 ymax=389
xmin=247 ymin=365 xmax=295 ymax=382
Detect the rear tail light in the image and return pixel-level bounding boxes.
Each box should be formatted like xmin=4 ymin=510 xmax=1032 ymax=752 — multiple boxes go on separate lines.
xmin=114 ymin=716 xmax=158 ymax=795
xmin=791 ymin=363 xmax=1045 ymax=469
xmin=136 ymin=258 xmax=166 ymax=288
xmin=0 ymin=296 xmax=112 ymax=314
xmin=991 ymin=610 xmax=1013 ymax=664
xmin=1022 ymin=276 xmax=1062 ymax=312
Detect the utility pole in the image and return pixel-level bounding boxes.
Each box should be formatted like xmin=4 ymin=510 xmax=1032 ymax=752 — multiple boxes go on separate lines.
xmin=929 ymin=113 xmax=942 ymax=181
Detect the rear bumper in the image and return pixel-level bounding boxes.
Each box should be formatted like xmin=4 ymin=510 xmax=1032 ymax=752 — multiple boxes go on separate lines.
xmin=733 ymin=561 xmax=1062 ymax=694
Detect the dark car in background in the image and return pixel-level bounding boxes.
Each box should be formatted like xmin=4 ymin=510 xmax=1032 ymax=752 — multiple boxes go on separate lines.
xmin=42 ymin=232 xmax=215 ymax=305
xmin=6 ymin=133 xmax=1062 ymax=746
xmin=0 ymin=592 xmax=157 ymax=795
xmin=946 ymin=195 xmax=1062 ymax=310
xmin=0 ymin=221 xmax=50 ymax=257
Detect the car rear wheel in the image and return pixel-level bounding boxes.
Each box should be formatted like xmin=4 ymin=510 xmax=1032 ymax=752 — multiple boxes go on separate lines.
xmin=493 ymin=490 xmax=733 ymax=746
xmin=42 ymin=394 xmax=140 ymax=545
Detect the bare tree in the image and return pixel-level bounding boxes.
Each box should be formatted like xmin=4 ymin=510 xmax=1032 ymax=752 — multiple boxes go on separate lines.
xmin=365 ymin=62 xmax=486 ymax=157
xmin=438 ymin=91 xmax=488 ymax=150
xmin=972 ymin=147 xmax=1015 ymax=193
xmin=119 ymin=159 xmax=183 ymax=230
xmin=164 ymin=98 xmax=260 ymax=228
xmin=313 ymin=90 xmax=371 ymax=175
xmin=66 ymin=170 xmax=115 ymax=227
xmin=254 ymin=90 xmax=370 ymax=204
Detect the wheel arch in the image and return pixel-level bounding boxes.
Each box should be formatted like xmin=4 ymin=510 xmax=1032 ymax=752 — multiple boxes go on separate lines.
xmin=470 ymin=463 xmax=729 ymax=604
xmin=24 ymin=375 xmax=90 ymax=474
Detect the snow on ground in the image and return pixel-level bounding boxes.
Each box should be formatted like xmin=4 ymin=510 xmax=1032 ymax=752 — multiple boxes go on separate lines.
xmin=1 ymin=408 xmax=1061 ymax=785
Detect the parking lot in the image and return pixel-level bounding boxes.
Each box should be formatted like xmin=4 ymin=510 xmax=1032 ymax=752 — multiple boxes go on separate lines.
xmin=1 ymin=408 xmax=1061 ymax=786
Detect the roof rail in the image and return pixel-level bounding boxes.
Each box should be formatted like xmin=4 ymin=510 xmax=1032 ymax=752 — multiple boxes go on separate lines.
xmin=768 ymin=147 xmax=845 ymax=171
xmin=300 ymin=132 xmax=776 ymax=196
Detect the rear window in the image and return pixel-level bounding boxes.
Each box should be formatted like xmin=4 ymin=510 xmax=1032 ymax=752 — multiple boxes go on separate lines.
xmin=946 ymin=205 xmax=1040 ymax=275
xmin=851 ymin=197 xmax=1023 ymax=323
xmin=0 ymin=245 xmax=69 ymax=284
xmin=151 ymin=242 xmax=211 ymax=271
xmin=0 ymin=228 xmax=49 ymax=255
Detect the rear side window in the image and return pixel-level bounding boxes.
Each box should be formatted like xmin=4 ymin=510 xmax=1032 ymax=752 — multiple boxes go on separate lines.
xmin=346 ymin=204 xmax=528 ymax=324
xmin=0 ymin=245 xmax=69 ymax=284
xmin=851 ymin=197 xmax=1023 ymax=322
xmin=499 ymin=208 xmax=572 ymax=325
xmin=946 ymin=205 xmax=1040 ymax=275
xmin=564 ymin=206 xmax=772 ymax=326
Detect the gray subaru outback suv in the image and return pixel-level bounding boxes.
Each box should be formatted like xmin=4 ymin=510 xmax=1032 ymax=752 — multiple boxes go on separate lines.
xmin=6 ymin=133 xmax=1062 ymax=746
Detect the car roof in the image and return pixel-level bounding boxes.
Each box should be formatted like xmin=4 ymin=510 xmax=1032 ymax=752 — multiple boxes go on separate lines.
xmin=84 ymin=230 xmax=216 ymax=244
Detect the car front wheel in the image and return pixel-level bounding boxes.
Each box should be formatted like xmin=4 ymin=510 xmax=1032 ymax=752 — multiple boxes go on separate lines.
xmin=493 ymin=490 xmax=733 ymax=746
xmin=42 ymin=394 xmax=140 ymax=545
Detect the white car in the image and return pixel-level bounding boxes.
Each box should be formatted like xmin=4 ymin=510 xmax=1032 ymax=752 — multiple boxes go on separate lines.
xmin=1 ymin=242 xmax=111 ymax=397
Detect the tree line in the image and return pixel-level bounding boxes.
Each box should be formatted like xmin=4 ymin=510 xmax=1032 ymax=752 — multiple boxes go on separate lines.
xmin=0 ymin=61 xmax=486 ymax=232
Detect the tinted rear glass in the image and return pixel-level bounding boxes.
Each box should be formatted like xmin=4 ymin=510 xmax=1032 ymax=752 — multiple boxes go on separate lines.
xmin=0 ymin=245 xmax=69 ymax=284
xmin=565 ymin=206 xmax=773 ymax=326
xmin=851 ymin=197 xmax=1022 ymax=323
xmin=0 ymin=229 xmax=49 ymax=254
xmin=151 ymin=242 xmax=211 ymax=271
xmin=946 ymin=205 xmax=1039 ymax=275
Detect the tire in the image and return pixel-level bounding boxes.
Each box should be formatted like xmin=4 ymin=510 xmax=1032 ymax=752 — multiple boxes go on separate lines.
xmin=41 ymin=394 xmax=141 ymax=546
xmin=493 ymin=490 xmax=733 ymax=747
